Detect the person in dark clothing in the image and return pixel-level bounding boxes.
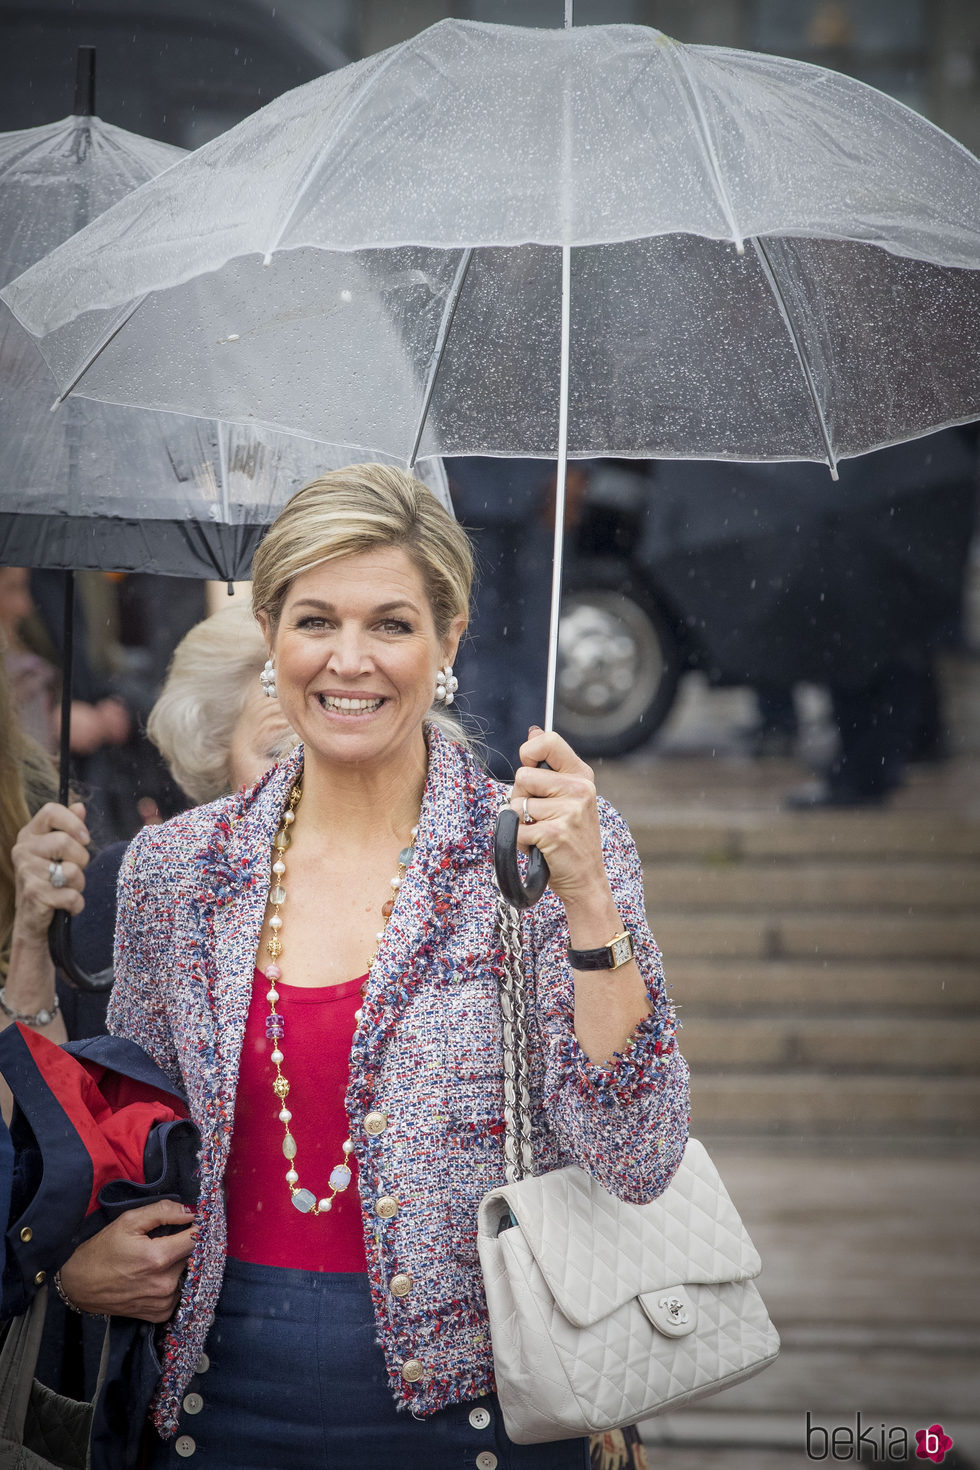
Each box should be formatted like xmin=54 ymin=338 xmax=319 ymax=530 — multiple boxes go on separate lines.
xmin=447 ymin=457 xmax=555 ymax=780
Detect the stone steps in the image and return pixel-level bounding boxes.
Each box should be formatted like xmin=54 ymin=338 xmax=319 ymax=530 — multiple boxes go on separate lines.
xmin=624 ymin=811 xmax=980 ymax=861
xmin=664 ymin=958 xmax=979 ymax=1012
xmin=644 ymin=860 xmax=980 ymax=910
xmin=651 ymin=911 xmax=980 ymax=960
xmin=689 ymin=1073 xmax=980 ymax=1134
xmin=680 ymin=1016 xmax=980 ymax=1072
xmin=619 ymin=808 xmax=980 ymax=1136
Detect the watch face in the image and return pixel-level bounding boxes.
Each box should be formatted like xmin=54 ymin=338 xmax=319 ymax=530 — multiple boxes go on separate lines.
xmin=610 ymin=934 xmax=633 ymax=968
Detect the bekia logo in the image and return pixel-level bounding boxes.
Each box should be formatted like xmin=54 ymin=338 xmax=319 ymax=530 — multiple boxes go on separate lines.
xmin=915 ymin=1424 xmax=954 ymax=1464
xmin=806 ymin=1412 xmax=955 ymax=1462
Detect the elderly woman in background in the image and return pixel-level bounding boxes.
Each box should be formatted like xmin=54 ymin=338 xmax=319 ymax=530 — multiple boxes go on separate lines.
xmin=53 ymin=463 xmax=688 ymax=1469
xmin=147 ymin=604 xmax=297 ymax=806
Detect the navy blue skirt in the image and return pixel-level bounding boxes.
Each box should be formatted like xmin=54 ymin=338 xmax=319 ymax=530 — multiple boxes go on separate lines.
xmin=147 ymin=1258 xmax=590 ymax=1469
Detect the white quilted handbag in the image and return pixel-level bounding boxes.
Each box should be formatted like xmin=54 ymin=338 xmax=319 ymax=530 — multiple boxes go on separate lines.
xmin=477 ymin=898 xmax=780 ymax=1445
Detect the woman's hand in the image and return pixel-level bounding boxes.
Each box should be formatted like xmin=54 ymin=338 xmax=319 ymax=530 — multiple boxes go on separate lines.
xmin=57 ymin=1202 xmax=198 ymax=1322
xmin=12 ymin=801 xmax=90 ymax=941
xmin=1 ymin=804 xmax=85 ymax=1101
xmin=509 ymin=727 xmax=652 ymax=1063
xmin=508 ymin=727 xmax=608 ymax=910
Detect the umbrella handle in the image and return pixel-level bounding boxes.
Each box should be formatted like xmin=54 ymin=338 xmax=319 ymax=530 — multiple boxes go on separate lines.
xmin=494 ymin=808 xmax=550 ymax=909
xmin=49 ymin=911 xmax=113 ymax=992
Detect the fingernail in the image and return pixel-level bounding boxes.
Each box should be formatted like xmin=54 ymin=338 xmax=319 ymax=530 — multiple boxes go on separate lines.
xmin=529 ymin=724 xmax=543 ymax=734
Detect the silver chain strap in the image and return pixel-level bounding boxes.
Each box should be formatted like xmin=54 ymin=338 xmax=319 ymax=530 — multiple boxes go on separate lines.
xmin=495 ymin=893 xmax=535 ymax=1182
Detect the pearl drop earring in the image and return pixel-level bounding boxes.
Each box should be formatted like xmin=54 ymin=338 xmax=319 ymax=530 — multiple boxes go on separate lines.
xmin=434 ymin=664 xmax=458 ymax=705
xmin=260 ymin=658 xmax=277 ymax=699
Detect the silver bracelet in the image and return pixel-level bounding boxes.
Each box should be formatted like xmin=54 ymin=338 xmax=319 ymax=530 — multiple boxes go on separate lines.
xmin=0 ymin=985 xmax=61 ymax=1028
xmin=53 ymin=1269 xmax=82 ymax=1314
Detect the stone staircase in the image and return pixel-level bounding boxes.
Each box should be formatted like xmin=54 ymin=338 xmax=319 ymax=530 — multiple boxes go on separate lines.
xmin=614 ymin=804 xmax=980 ymax=1139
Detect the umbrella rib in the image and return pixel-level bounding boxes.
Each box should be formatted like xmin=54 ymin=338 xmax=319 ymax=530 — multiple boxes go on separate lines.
xmin=751 ymin=236 xmax=839 ymax=478
xmin=661 ymin=40 xmax=745 ymax=254
xmin=407 ymin=246 xmax=474 ymax=469
xmin=260 ymin=38 xmax=423 ymax=264
xmin=50 ymin=294 xmax=148 ymax=408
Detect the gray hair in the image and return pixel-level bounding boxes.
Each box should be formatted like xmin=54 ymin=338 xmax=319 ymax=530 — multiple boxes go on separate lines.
xmin=147 ymin=605 xmax=296 ymax=804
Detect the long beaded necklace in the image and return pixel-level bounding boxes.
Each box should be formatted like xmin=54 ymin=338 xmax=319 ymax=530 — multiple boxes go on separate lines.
xmin=263 ymin=781 xmax=417 ymax=1217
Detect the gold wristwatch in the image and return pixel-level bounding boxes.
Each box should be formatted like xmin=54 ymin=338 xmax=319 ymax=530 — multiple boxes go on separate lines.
xmin=567 ymin=930 xmax=634 ymax=971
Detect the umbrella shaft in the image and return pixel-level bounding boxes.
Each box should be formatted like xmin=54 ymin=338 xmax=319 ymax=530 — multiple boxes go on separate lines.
xmin=543 ymin=242 xmax=571 ymax=734
xmin=58 ymin=569 xmax=74 ymax=805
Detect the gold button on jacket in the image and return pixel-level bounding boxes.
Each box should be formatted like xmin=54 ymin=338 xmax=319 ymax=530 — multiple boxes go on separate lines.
xmin=375 ymin=1195 xmax=398 ymax=1219
xmin=389 ymin=1272 xmax=412 ymax=1297
xmin=364 ymin=1110 xmax=388 ymax=1136
xmin=400 ymin=1358 xmax=424 ymax=1383
xmin=19 ymin=1227 xmax=32 ymax=1243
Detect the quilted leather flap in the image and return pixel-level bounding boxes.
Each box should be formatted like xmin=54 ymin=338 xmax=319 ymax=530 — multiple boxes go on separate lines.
xmin=479 ymin=1139 xmax=762 ymax=1328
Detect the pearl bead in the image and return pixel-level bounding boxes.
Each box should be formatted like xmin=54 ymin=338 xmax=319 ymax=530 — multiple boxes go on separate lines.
xmin=266 ymin=988 xmax=279 ymax=1003
xmin=318 ymin=1198 xmax=333 ymax=1212
xmin=411 ymin=826 xmax=419 ymax=838
xmin=271 ymin=1048 xmax=284 ymax=1064
xmin=273 ymin=860 xmax=285 ymax=876
xmin=285 ymin=1169 xmax=299 ymax=1184
xmin=342 ymin=1138 xmax=354 ymax=1154
xmin=390 ymin=876 xmax=401 ymax=889
xmin=279 ymin=1108 xmax=292 ymax=1123
xmin=269 ymin=914 xmax=282 ymax=930
xmin=283 ymin=810 xmax=295 ymax=825
xmin=354 ymin=1008 xmax=363 ymax=1023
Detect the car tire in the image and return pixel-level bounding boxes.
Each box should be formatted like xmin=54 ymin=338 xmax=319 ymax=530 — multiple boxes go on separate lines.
xmin=554 ymin=560 xmax=684 ymax=758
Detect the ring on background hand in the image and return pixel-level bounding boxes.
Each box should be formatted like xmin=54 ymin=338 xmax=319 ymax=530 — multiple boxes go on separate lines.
xmin=48 ymin=860 xmax=66 ymax=889
xmin=521 ymin=797 xmax=536 ymax=826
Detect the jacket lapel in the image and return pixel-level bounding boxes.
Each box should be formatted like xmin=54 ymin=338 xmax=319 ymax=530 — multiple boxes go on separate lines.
xmin=189 ymin=752 xmax=303 ymax=1143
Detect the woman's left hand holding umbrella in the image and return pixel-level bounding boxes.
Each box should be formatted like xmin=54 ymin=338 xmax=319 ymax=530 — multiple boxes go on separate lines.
xmin=1 ymin=801 xmax=89 ymax=1114
xmin=508 ymin=726 xmax=653 ymax=1064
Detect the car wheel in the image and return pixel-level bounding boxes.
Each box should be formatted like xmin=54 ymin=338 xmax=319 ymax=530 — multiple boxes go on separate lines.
xmin=554 ymin=561 xmax=683 ymax=758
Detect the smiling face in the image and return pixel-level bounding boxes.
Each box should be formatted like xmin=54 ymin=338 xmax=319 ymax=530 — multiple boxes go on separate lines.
xmin=257 ymin=546 xmax=464 ymax=778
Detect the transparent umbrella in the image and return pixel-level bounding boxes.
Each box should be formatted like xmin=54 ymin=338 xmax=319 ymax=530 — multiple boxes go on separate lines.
xmin=5 ymin=18 xmax=980 ymax=902
xmin=0 ymin=52 xmax=451 ymax=985
xmin=0 ymin=57 xmax=450 ymax=583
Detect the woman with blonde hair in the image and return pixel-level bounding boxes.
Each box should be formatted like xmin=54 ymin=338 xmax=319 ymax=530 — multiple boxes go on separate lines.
xmin=56 ymin=463 xmax=688 ymax=1468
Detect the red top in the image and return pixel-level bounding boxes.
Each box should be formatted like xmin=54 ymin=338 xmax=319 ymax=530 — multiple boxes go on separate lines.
xmin=224 ymin=969 xmax=367 ymax=1272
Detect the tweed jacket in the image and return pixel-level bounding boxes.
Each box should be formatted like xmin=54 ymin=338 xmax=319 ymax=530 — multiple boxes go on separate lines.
xmin=107 ymin=727 xmax=690 ymax=1437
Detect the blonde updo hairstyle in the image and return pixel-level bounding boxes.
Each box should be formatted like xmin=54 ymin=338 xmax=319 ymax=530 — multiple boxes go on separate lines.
xmin=251 ymin=463 xmax=473 ymax=744
xmin=147 ymin=605 xmax=298 ymax=804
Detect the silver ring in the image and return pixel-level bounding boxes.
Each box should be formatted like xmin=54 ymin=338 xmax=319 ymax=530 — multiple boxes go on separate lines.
xmin=521 ymin=796 xmax=535 ymax=826
xmin=48 ymin=860 xmax=66 ymax=889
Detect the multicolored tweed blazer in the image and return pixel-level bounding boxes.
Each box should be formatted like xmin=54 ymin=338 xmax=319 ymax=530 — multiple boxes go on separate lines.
xmin=107 ymin=726 xmax=690 ymax=1438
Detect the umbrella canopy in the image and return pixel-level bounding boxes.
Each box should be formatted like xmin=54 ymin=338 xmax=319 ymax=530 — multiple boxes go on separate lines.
xmin=3 ymin=18 xmax=980 ymax=472
xmin=0 ymin=110 xmax=450 ymax=582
